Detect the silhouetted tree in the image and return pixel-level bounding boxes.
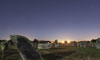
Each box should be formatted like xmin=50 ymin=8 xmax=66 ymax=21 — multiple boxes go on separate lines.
xmin=64 ymin=41 xmax=67 ymax=44
xmin=91 ymin=38 xmax=99 ymax=47
xmin=91 ymin=39 xmax=97 ymax=43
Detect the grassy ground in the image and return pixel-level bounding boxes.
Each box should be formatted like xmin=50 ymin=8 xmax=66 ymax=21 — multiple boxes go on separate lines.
xmin=0 ymin=47 xmax=100 ymax=60
xmin=0 ymin=49 xmax=22 ymax=60
xmin=62 ymin=47 xmax=100 ymax=60
xmin=41 ymin=47 xmax=76 ymax=60
xmin=0 ymin=47 xmax=76 ymax=60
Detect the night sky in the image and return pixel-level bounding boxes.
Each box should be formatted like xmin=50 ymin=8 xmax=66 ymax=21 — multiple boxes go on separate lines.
xmin=0 ymin=0 xmax=100 ymax=41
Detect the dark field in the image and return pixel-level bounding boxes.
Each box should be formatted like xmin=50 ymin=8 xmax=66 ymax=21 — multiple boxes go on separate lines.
xmin=0 ymin=47 xmax=100 ymax=60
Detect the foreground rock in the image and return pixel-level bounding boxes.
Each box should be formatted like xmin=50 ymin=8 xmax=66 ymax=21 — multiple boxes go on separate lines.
xmin=10 ymin=35 xmax=41 ymax=60
xmin=96 ymin=38 xmax=100 ymax=49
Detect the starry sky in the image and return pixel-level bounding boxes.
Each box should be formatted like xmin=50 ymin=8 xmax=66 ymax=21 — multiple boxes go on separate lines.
xmin=0 ymin=0 xmax=100 ymax=41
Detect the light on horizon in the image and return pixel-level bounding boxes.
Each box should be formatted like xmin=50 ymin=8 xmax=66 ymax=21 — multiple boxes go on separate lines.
xmin=67 ymin=40 xmax=71 ymax=43
xmin=61 ymin=41 xmax=65 ymax=43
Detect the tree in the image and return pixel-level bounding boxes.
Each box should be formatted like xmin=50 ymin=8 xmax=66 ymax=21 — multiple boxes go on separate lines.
xmin=91 ymin=39 xmax=97 ymax=43
xmin=64 ymin=41 xmax=67 ymax=44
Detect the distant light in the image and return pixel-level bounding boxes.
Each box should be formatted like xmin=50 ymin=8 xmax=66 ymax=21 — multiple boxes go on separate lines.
xmin=58 ymin=41 xmax=64 ymax=43
xmin=67 ymin=40 xmax=71 ymax=43
xmin=51 ymin=41 xmax=54 ymax=43
xmin=61 ymin=41 xmax=65 ymax=43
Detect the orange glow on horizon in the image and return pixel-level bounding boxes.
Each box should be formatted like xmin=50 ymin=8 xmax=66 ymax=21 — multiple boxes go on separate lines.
xmin=61 ymin=41 xmax=65 ymax=43
xmin=58 ymin=41 xmax=64 ymax=43
xmin=67 ymin=40 xmax=71 ymax=43
xmin=51 ymin=41 xmax=54 ymax=43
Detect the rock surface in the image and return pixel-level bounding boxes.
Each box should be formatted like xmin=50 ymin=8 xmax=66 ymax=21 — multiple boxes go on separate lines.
xmin=10 ymin=35 xmax=41 ymax=60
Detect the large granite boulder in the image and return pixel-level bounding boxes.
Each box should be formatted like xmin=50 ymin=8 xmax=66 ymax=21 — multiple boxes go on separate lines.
xmin=96 ymin=38 xmax=100 ymax=49
xmin=10 ymin=35 xmax=41 ymax=60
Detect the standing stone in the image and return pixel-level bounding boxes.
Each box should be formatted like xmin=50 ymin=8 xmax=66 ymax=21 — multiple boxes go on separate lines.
xmin=54 ymin=40 xmax=59 ymax=47
xmin=33 ymin=39 xmax=39 ymax=49
xmin=96 ymin=38 xmax=100 ymax=49
xmin=10 ymin=35 xmax=41 ymax=60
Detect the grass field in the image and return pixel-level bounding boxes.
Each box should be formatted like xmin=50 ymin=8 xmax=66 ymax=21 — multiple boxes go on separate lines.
xmin=62 ymin=47 xmax=100 ymax=60
xmin=0 ymin=47 xmax=100 ymax=60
